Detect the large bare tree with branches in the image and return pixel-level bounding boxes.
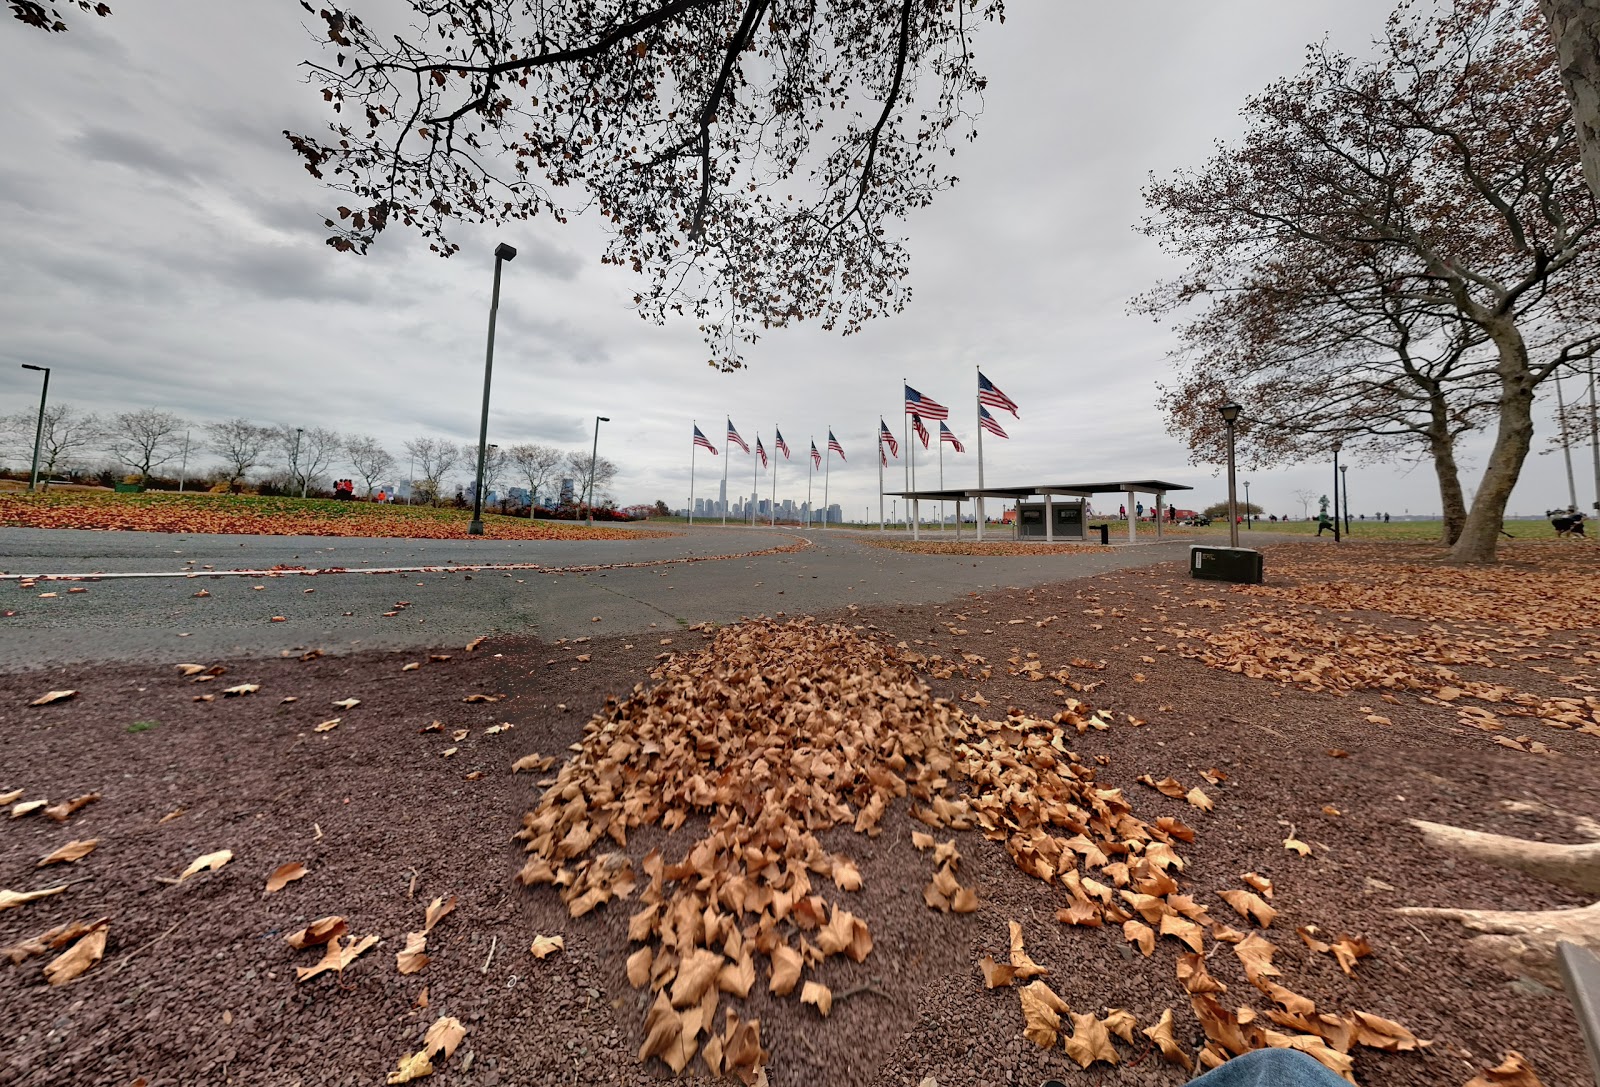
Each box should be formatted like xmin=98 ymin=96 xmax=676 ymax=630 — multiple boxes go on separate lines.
xmin=1141 ymin=0 xmax=1600 ymax=562
xmin=275 ymin=0 xmax=1003 ymax=370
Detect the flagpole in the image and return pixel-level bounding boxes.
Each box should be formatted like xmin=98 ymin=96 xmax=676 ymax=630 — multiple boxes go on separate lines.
xmin=878 ymin=418 xmax=885 ymax=531
xmin=689 ymin=421 xmax=696 ymax=526
xmin=807 ymin=439 xmax=814 ymax=529
xmin=770 ymin=428 xmax=778 ymax=528
xmin=909 ymin=415 xmax=917 ymax=531
xmin=939 ymin=435 xmax=944 ymax=532
xmin=823 ymin=427 xmax=830 ymax=530
xmin=751 ymin=441 xmax=759 ymax=527
xmin=902 ymin=379 xmax=909 ymax=522
xmin=975 ymin=369 xmax=985 ymax=542
xmin=722 ymin=418 xmax=730 ymax=527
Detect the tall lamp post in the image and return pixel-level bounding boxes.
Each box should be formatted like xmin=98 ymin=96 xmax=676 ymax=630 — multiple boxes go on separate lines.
xmin=1340 ymin=464 xmax=1351 ymax=536
xmin=1244 ymin=480 xmax=1252 ymax=530
xmin=1219 ymin=401 xmax=1242 ymax=548
xmin=293 ymin=427 xmax=305 ymax=497
xmin=469 ymin=242 xmax=517 ymax=536
xmin=21 ymin=364 xmax=50 ymax=492
xmin=1331 ymin=438 xmax=1343 ymax=543
xmin=585 ymin=416 xmax=610 ymax=526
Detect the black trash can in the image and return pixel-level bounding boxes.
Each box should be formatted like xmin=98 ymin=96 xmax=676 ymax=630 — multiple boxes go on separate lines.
xmin=1088 ymin=523 xmax=1109 ymax=545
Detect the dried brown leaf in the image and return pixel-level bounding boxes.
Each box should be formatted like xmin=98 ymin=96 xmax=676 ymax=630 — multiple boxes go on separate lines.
xmin=37 ymin=839 xmax=96 ymax=867
xmin=264 ymin=862 xmax=307 ymax=893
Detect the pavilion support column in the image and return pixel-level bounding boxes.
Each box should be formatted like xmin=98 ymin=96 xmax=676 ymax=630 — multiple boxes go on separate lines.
xmin=954 ymin=500 xmax=961 ymax=541
xmin=1127 ymin=491 xmax=1137 ymax=543
xmin=1045 ymin=493 xmax=1054 ymax=544
xmin=1155 ymin=493 xmax=1164 ymax=539
xmin=912 ymin=498 xmax=920 ymax=541
xmin=977 ymin=499 xmax=985 ymax=542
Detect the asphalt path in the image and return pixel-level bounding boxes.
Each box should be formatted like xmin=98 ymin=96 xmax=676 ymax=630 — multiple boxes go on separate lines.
xmin=0 ymin=524 xmax=1192 ymax=669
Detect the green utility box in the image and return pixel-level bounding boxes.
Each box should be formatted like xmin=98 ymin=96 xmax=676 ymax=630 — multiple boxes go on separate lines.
xmin=1190 ymin=545 xmax=1264 ymax=584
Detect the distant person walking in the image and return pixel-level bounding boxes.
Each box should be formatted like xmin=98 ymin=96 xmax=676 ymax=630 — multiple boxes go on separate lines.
xmin=1383 ymin=512 xmax=1390 ymax=523
xmin=1119 ymin=504 xmax=1126 ymax=519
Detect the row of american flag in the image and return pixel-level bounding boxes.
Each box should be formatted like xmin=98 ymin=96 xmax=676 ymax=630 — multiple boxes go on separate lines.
xmin=689 ymin=370 xmax=1020 ymax=468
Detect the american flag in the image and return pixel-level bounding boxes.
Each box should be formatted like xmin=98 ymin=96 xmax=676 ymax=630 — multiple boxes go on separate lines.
xmin=939 ymin=421 xmax=965 ymax=453
xmin=879 ymin=419 xmax=899 ymax=458
xmin=979 ymin=406 xmax=1009 ymax=439
xmin=726 ymin=419 xmax=749 ymax=453
xmin=978 ymin=371 xmax=1019 ymax=418
xmin=810 ymin=440 xmax=821 ymax=468
xmin=880 ymin=443 xmax=888 ymax=468
xmin=903 ymin=384 xmax=948 ymax=420
xmin=827 ymin=430 xmax=845 ymax=461
xmin=912 ymin=413 xmax=930 ymax=448
xmin=775 ymin=430 xmax=790 ymax=459
xmin=693 ymin=425 xmax=717 ymax=455
xmin=756 ymin=436 xmax=768 ymax=469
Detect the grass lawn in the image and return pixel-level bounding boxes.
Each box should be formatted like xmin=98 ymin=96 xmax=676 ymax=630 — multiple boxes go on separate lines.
xmin=0 ymin=490 xmax=648 ymax=540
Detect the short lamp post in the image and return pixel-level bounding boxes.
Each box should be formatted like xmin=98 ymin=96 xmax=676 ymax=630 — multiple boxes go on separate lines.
xmin=21 ymin=364 xmax=50 ymax=492
xmin=293 ymin=427 xmax=305 ymax=497
xmin=1219 ymin=401 xmax=1242 ymax=548
xmin=586 ymin=416 xmax=609 ymax=527
xmin=469 ymin=242 xmax=517 ymax=536
xmin=1340 ymin=464 xmax=1351 ymax=536
xmin=1244 ymin=479 xmax=1252 ymax=530
xmin=1331 ymin=438 xmax=1344 ymax=543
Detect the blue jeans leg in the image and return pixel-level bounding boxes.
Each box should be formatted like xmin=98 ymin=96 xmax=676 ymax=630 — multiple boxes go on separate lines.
xmin=1186 ymin=1048 xmax=1349 ymax=1087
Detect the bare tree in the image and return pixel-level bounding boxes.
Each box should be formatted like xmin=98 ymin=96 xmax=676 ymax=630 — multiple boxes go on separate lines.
xmin=103 ymin=409 xmax=187 ymax=483
xmin=344 ymin=434 xmax=395 ymax=496
xmin=404 ymin=437 xmax=460 ymax=506
xmin=567 ymin=450 xmax=619 ymax=508
xmin=3 ymin=403 xmax=99 ymax=487
xmin=1140 ymin=0 xmax=1600 ymax=563
xmin=479 ymin=445 xmax=508 ymax=503
xmin=1293 ymin=489 xmax=1316 ymax=521
xmin=275 ymin=425 xmax=342 ymax=497
xmin=508 ymin=442 xmax=565 ymax=506
xmin=204 ymin=418 xmax=275 ymax=492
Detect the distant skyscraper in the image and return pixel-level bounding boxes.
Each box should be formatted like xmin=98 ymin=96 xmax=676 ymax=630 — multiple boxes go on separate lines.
xmin=559 ymin=477 xmax=576 ymax=505
xmin=828 ymin=503 xmax=842 ymax=524
xmin=718 ymin=479 xmax=727 ymax=517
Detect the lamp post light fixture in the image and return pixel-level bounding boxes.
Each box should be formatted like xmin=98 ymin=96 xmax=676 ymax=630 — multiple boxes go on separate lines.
xmin=586 ymin=417 xmax=609 ymax=527
xmin=1340 ymin=464 xmax=1351 ymax=536
xmin=21 ymin=364 xmax=50 ymax=492
xmin=469 ymin=242 xmax=517 ymax=536
xmin=1244 ymin=479 xmax=1252 ymax=530
xmin=1219 ymin=401 xmax=1242 ymax=548
xmin=1331 ymin=438 xmax=1344 ymax=543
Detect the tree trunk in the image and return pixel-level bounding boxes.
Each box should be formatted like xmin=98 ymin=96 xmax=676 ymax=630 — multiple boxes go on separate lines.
xmin=1426 ymin=393 xmax=1469 ymax=546
xmin=1449 ymin=323 xmax=1536 ymax=563
xmin=1542 ymin=0 xmax=1600 ymax=203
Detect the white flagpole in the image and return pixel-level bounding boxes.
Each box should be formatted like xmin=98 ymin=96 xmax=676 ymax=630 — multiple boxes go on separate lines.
xmin=751 ymin=441 xmax=759 ymax=527
xmin=807 ymin=439 xmax=814 ymax=529
xmin=909 ymin=415 xmax=917 ymax=531
xmin=939 ymin=435 xmax=944 ymax=532
xmin=689 ymin=421 xmax=696 ymax=525
xmin=975 ymin=369 xmax=985 ymax=542
xmin=722 ymin=419 xmax=730 ymax=526
xmin=823 ymin=428 xmax=831 ymax=529
xmin=902 ymin=379 xmax=909 ymax=515
xmin=770 ymin=428 xmax=778 ymax=527
xmin=878 ymin=419 xmax=886 ymax=531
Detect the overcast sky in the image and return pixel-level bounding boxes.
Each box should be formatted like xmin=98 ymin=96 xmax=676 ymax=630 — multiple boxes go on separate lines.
xmin=1 ymin=2 xmax=1592 ymax=520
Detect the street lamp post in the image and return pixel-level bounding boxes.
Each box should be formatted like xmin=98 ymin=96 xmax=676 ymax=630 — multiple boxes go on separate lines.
xmin=1244 ymin=480 xmax=1252 ymax=530
xmin=294 ymin=427 xmax=305 ymax=498
xmin=469 ymin=242 xmax=517 ymax=536
xmin=20 ymin=364 xmax=50 ymax=492
xmin=1331 ymin=438 xmax=1343 ymax=543
xmin=586 ymin=416 xmax=609 ymax=527
xmin=1340 ymin=464 xmax=1351 ymax=536
xmin=1219 ymin=401 xmax=1242 ymax=548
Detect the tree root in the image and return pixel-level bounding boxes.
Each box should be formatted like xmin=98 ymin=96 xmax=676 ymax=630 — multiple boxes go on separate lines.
xmin=1410 ymin=819 xmax=1600 ymax=894
xmin=1395 ymin=901 xmax=1600 ymax=985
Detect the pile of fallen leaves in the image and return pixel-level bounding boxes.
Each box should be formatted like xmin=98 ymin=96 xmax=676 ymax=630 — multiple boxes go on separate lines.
xmin=513 ymin=618 xmax=1425 ymax=1083
xmin=0 ymin=492 xmax=645 ymax=540
xmin=1169 ymin=544 xmax=1600 ymax=749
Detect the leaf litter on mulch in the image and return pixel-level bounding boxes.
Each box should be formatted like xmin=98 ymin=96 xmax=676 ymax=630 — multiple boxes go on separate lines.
xmin=513 ymin=616 xmax=1430 ymax=1084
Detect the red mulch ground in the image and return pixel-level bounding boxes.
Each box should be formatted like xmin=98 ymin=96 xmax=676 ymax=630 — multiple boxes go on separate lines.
xmin=1 ymin=540 xmax=1595 ymax=1087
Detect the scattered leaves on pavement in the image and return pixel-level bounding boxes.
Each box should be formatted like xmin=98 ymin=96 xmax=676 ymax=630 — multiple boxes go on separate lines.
xmin=37 ymin=839 xmax=97 ymax=867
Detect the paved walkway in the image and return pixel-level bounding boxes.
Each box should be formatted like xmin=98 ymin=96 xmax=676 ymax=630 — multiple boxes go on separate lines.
xmin=0 ymin=525 xmax=1193 ymax=668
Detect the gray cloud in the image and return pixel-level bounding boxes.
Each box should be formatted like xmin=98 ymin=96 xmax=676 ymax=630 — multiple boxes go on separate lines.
xmin=67 ymin=126 xmax=212 ymax=185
